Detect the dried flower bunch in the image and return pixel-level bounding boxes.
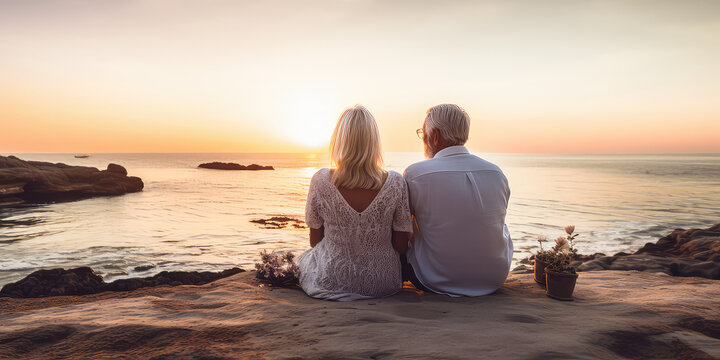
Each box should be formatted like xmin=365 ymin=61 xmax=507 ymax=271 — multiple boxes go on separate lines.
xmin=535 ymin=225 xmax=579 ymax=274
xmin=255 ymin=250 xmax=300 ymax=287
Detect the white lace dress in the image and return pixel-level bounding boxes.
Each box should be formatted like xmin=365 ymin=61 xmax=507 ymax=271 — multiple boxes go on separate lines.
xmin=296 ymin=168 xmax=412 ymax=301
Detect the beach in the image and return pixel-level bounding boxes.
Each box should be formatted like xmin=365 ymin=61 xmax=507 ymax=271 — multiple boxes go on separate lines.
xmin=2 ymin=270 xmax=719 ymax=359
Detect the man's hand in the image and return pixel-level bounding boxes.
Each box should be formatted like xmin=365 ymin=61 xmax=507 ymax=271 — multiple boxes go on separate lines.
xmin=409 ymin=216 xmax=420 ymax=246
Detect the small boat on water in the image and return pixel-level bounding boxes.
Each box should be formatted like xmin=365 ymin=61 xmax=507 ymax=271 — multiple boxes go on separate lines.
xmin=74 ymin=154 xmax=90 ymax=158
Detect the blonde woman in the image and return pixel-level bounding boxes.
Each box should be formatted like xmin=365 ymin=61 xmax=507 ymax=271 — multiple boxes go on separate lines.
xmin=296 ymin=105 xmax=412 ymax=301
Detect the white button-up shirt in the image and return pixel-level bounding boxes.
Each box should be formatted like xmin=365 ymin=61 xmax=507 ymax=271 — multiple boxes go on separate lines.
xmin=405 ymin=146 xmax=513 ymax=296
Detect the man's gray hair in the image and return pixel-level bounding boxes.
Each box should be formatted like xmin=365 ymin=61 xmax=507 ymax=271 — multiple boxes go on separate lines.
xmin=425 ymin=104 xmax=470 ymax=146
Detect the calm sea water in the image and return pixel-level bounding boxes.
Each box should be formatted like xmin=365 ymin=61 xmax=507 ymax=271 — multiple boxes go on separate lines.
xmin=1 ymin=153 xmax=719 ymax=285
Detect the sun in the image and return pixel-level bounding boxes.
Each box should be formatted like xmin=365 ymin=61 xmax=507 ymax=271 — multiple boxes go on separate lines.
xmin=280 ymin=94 xmax=341 ymax=149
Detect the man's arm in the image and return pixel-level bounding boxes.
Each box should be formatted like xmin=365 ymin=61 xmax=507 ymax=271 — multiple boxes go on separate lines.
xmin=403 ymin=169 xmax=418 ymax=246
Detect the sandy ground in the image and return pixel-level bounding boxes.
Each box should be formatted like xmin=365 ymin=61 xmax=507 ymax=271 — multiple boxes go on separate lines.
xmin=1 ymin=270 xmax=719 ymax=360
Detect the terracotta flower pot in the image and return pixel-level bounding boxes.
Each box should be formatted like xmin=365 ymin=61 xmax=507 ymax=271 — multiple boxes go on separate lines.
xmin=545 ymin=270 xmax=578 ymax=301
xmin=533 ymin=258 xmax=547 ymax=285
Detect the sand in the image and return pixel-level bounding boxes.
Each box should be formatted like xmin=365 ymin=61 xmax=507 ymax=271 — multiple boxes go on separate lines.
xmin=1 ymin=270 xmax=719 ymax=359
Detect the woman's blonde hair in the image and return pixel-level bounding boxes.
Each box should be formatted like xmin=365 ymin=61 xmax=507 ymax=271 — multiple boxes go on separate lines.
xmin=329 ymin=105 xmax=386 ymax=190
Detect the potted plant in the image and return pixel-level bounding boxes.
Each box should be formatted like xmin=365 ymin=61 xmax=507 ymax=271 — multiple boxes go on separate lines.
xmin=544 ymin=225 xmax=580 ymax=301
xmin=533 ymin=236 xmax=553 ymax=285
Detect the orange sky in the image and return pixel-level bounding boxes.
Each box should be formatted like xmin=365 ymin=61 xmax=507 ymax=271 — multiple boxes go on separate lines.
xmin=1 ymin=0 xmax=719 ymax=154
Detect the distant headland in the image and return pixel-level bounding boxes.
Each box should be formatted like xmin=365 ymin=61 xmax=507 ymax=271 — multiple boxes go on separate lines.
xmin=0 ymin=155 xmax=143 ymax=206
xmin=198 ymin=162 xmax=274 ymax=171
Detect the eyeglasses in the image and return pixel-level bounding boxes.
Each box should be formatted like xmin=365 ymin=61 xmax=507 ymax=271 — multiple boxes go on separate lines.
xmin=416 ymin=128 xmax=424 ymax=139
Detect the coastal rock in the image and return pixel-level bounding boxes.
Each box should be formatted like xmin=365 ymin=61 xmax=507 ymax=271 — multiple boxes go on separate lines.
xmin=577 ymin=224 xmax=720 ymax=279
xmin=0 ymin=182 xmax=27 ymax=206
xmin=0 ymin=267 xmax=105 ymax=298
xmin=198 ymin=162 xmax=274 ymax=170
xmin=0 ymin=182 xmax=25 ymax=196
xmin=0 ymin=267 xmax=245 ymax=298
xmin=0 ymin=155 xmax=144 ymax=205
xmin=133 ymin=265 xmax=155 ymax=272
xmin=103 ymin=268 xmax=245 ymax=292
xmin=106 ymin=163 xmax=128 ymax=176
xmin=250 ymin=216 xmax=306 ymax=229
xmin=0 ymin=196 xmax=24 ymax=206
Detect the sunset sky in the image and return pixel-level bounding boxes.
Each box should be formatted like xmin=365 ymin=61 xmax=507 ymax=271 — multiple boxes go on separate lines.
xmin=1 ymin=0 xmax=719 ymax=154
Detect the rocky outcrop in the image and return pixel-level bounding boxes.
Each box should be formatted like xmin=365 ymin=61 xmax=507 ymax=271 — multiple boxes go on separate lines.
xmin=0 ymin=183 xmax=25 ymax=206
xmin=0 ymin=267 xmax=245 ymax=298
xmin=0 ymin=156 xmax=143 ymax=205
xmin=0 ymin=268 xmax=105 ymax=298
xmin=103 ymin=268 xmax=244 ymax=292
xmin=198 ymin=162 xmax=274 ymax=170
xmin=250 ymin=216 xmax=306 ymax=229
xmin=106 ymin=163 xmax=128 ymax=176
xmin=577 ymin=224 xmax=720 ymax=279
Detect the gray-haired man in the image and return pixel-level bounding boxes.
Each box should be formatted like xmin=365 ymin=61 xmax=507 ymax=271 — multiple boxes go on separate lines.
xmin=401 ymin=104 xmax=513 ymax=296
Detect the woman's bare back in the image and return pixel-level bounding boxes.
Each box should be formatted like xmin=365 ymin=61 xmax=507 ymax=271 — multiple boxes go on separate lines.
xmin=334 ymin=170 xmax=388 ymax=213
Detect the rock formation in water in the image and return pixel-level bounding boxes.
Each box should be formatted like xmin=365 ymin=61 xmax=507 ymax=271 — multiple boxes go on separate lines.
xmin=198 ymin=162 xmax=274 ymax=170
xmin=0 ymin=156 xmax=144 ymax=205
xmin=576 ymin=224 xmax=720 ymax=279
xmin=105 ymin=163 xmax=128 ymax=176
xmin=0 ymin=182 xmax=24 ymax=206
xmin=250 ymin=216 xmax=307 ymax=229
xmin=0 ymin=267 xmax=245 ymax=298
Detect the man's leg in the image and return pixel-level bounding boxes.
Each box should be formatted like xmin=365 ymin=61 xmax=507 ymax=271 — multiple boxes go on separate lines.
xmin=400 ymin=254 xmax=432 ymax=292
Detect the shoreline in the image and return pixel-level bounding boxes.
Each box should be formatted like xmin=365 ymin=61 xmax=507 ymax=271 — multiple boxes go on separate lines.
xmin=4 ymin=224 xmax=718 ymax=297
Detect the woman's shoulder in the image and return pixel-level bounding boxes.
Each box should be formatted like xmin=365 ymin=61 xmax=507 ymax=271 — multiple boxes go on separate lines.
xmin=309 ymin=168 xmax=330 ymax=189
xmin=385 ymin=170 xmax=404 ymax=183
xmin=384 ymin=170 xmax=407 ymax=191
xmin=311 ymin=168 xmax=330 ymax=180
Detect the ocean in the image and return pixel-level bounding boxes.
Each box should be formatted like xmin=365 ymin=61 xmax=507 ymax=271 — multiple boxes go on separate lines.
xmin=1 ymin=152 xmax=719 ymax=286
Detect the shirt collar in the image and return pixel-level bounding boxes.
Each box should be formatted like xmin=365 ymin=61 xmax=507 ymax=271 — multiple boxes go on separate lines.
xmin=433 ymin=145 xmax=470 ymax=158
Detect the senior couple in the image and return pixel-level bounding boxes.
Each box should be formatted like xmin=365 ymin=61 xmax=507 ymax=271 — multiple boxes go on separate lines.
xmin=296 ymin=104 xmax=512 ymax=301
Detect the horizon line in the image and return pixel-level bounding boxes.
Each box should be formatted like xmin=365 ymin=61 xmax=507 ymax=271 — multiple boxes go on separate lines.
xmin=4 ymin=151 xmax=720 ymax=156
